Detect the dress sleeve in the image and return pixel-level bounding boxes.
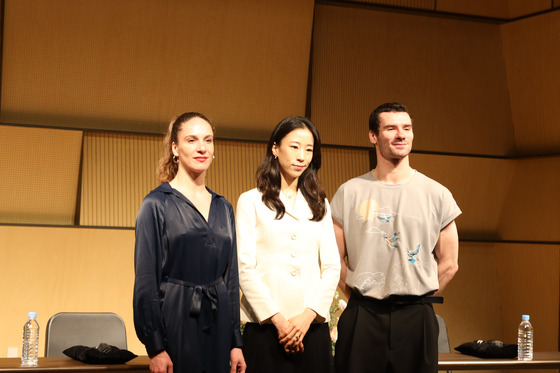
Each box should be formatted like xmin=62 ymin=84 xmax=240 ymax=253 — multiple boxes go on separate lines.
xmin=306 ymin=200 xmax=341 ymax=319
xmin=236 ymin=192 xmax=280 ymax=322
xmin=133 ymin=195 xmax=166 ymax=356
xmin=223 ymin=203 xmax=244 ymax=349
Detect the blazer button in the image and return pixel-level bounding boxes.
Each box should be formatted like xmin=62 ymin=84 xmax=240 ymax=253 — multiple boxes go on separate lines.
xmin=291 ymin=234 xmax=297 ymax=240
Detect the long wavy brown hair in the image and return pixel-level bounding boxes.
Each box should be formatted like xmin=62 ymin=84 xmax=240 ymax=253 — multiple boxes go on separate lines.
xmin=157 ymin=112 xmax=214 ymax=183
xmin=256 ymin=116 xmax=326 ymax=222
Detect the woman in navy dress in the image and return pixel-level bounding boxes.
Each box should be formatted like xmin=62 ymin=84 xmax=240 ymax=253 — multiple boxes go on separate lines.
xmin=133 ymin=112 xmax=246 ymax=373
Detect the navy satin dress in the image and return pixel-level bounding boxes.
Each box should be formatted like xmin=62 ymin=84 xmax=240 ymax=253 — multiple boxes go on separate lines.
xmin=133 ymin=182 xmax=243 ymax=373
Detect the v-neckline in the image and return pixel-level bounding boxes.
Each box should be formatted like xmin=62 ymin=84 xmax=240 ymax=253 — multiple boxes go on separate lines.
xmin=168 ymin=183 xmax=215 ymax=225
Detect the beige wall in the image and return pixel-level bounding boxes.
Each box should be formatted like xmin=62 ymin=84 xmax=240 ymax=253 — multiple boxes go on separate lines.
xmin=1 ymin=0 xmax=559 ymax=363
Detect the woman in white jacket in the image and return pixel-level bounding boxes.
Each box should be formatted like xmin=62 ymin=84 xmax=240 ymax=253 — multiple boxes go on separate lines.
xmin=236 ymin=116 xmax=340 ymax=373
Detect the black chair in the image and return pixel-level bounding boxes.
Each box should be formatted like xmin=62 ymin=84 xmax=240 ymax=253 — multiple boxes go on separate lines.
xmin=45 ymin=312 xmax=127 ymax=357
xmin=436 ymin=314 xmax=452 ymax=373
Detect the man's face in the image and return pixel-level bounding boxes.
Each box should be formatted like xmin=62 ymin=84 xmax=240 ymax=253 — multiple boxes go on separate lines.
xmin=369 ymin=111 xmax=413 ymax=162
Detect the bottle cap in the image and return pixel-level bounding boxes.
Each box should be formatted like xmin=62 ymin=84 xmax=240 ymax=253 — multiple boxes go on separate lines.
xmin=28 ymin=312 xmax=37 ymax=318
xmin=522 ymin=314 xmax=530 ymax=321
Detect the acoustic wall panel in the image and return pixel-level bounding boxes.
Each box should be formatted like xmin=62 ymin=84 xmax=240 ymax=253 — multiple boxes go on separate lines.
xmin=435 ymin=242 xmax=504 ymax=352
xmin=437 ymin=0 xmax=510 ymax=18
xmin=438 ymin=0 xmax=554 ymax=19
xmin=311 ymin=4 xmax=515 ymax=156
xmin=321 ymin=147 xmax=371 ymax=200
xmin=497 ymin=156 xmax=560 ymax=242
xmin=501 ymin=11 xmax=560 ymax=155
xmin=0 ymin=226 xmax=139 ymax=357
xmin=1 ymin=0 xmax=314 ymax=137
xmin=411 ymin=153 xmax=516 ymax=240
xmin=506 ymin=0 xmax=555 ymax=19
xmin=494 ymin=242 xmax=560 ymax=352
xmin=206 ymin=142 xmax=371 ymax=211
xmin=343 ymin=0 xmax=434 ymax=10
xmin=206 ymin=140 xmax=266 ymax=210
xmin=0 ymin=125 xmax=82 ymax=225
xmin=80 ymin=133 xmax=160 ymax=227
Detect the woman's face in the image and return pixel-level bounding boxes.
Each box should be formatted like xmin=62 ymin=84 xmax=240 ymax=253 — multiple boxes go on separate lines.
xmin=172 ymin=117 xmax=214 ymax=175
xmin=272 ymin=127 xmax=314 ymax=184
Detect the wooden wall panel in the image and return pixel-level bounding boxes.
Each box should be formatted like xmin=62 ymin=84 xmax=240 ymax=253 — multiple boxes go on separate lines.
xmin=506 ymin=0 xmax=555 ymax=19
xmin=79 ymin=136 xmax=371 ymax=226
xmin=0 ymin=226 xmax=141 ymax=357
xmin=207 ymin=142 xmax=371 ymax=211
xmin=501 ymin=11 xmax=560 ymax=155
xmin=0 ymin=0 xmax=313 ymax=138
xmin=207 ymin=141 xmax=266 ymax=209
xmin=344 ymin=0 xmax=434 ymax=10
xmin=435 ymin=242 xmax=504 ymax=353
xmin=494 ymin=243 xmax=560 ymax=352
xmin=436 ymin=241 xmax=560 ymax=368
xmin=437 ymin=0 xmax=510 ymax=18
xmin=497 ymin=156 xmax=560 ymax=242
xmin=0 ymin=125 xmax=82 ymax=225
xmin=80 ymin=133 xmax=160 ymax=227
xmin=321 ymin=147 xmax=371 ymax=200
xmin=311 ymin=4 xmax=515 ymax=156
xmin=438 ymin=0 xmax=553 ymax=19
xmin=411 ymin=154 xmax=516 ymax=240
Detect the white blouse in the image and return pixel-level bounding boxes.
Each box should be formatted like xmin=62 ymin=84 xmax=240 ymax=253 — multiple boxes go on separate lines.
xmin=236 ymin=188 xmax=341 ymax=324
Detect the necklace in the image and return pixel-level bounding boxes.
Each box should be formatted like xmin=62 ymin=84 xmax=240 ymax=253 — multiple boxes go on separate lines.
xmin=283 ymin=190 xmax=296 ymax=200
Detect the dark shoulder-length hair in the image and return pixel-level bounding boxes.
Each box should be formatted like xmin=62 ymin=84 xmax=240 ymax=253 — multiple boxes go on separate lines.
xmin=256 ymin=116 xmax=327 ymax=222
xmin=157 ymin=112 xmax=214 ymax=183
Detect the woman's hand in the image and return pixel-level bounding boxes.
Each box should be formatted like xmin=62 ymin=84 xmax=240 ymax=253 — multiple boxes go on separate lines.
xmin=149 ymin=351 xmax=173 ymax=373
xmin=230 ymin=347 xmax=246 ymax=373
xmin=271 ymin=312 xmax=294 ymax=340
xmin=280 ymin=308 xmax=317 ymax=354
xmin=270 ymin=313 xmax=301 ymax=354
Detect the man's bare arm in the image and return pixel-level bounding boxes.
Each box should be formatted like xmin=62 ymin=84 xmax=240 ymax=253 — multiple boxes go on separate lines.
xmin=333 ymin=218 xmax=351 ymax=299
xmin=434 ymin=220 xmax=459 ymax=296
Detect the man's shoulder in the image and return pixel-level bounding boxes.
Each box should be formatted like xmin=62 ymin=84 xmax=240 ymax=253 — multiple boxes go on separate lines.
xmin=339 ymin=171 xmax=374 ymax=190
xmin=412 ymin=171 xmax=452 ymax=193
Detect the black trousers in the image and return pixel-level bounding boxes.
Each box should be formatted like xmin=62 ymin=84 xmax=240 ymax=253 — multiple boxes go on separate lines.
xmin=243 ymin=322 xmax=334 ymax=373
xmin=334 ymin=293 xmax=439 ymax=373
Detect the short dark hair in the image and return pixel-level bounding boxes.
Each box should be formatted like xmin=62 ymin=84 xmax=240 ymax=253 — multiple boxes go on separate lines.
xmin=369 ymin=102 xmax=411 ymax=136
xmin=256 ymin=116 xmax=326 ymax=221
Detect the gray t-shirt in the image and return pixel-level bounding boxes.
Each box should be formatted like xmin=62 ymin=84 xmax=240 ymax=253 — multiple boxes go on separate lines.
xmin=331 ymin=171 xmax=461 ymax=299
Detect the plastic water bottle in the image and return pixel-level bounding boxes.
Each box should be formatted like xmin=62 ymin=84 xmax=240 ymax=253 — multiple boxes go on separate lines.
xmin=517 ymin=314 xmax=533 ymax=361
xmin=21 ymin=312 xmax=40 ymax=367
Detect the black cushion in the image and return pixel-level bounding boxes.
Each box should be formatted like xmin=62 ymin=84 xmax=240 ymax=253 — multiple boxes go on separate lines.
xmin=454 ymin=340 xmax=517 ymax=358
xmin=63 ymin=343 xmax=137 ymax=364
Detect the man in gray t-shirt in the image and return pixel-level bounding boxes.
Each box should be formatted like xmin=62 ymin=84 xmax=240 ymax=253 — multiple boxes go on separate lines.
xmin=331 ymin=102 xmax=461 ymax=373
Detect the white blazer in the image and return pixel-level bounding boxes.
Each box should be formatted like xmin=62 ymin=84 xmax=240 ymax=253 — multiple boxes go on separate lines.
xmin=236 ymin=188 xmax=341 ymax=323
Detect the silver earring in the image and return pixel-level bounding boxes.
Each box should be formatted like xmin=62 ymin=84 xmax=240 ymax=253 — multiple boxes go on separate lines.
xmin=212 ymin=155 xmax=215 ymax=159
xmin=172 ymin=155 xmax=179 ymax=163
xmin=274 ymin=155 xmax=277 ymax=160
